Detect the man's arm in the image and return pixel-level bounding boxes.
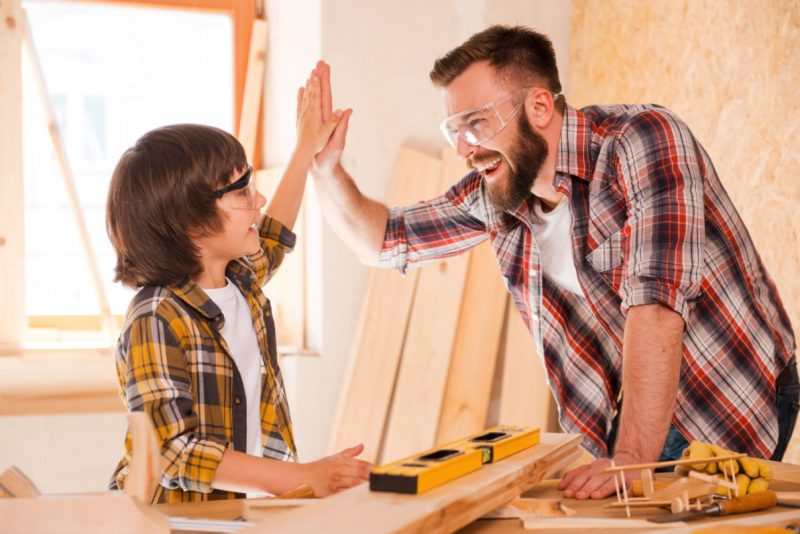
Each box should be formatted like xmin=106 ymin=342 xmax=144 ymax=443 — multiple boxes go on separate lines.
xmin=558 ymin=302 xmax=684 ymax=499
xmin=311 ymin=161 xmax=388 ymax=266
xmin=307 ymin=60 xmax=387 ymax=265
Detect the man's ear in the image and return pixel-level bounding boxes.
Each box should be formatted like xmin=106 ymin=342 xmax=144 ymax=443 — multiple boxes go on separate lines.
xmin=523 ymin=88 xmax=556 ymax=129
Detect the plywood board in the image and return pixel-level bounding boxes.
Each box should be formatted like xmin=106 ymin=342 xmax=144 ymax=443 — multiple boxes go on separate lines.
xmin=327 ymin=147 xmax=442 ymax=462
xmin=498 ymin=299 xmax=558 ymax=432
xmin=0 ymin=0 xmax=25 ymax=345
xmin=244 ymin=433 xmax=582 ymax=534
xmin=379 ymin=151 xmax=471 ymax=462
xmin=436 ymin=240 xmax=508 ymax=443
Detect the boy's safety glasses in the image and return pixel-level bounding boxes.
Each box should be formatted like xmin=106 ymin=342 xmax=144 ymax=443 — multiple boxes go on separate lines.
xmin=439 ymin=87 xmax=561 ymax=149
xmin=212 ymin=164 xmax=257 ymax=210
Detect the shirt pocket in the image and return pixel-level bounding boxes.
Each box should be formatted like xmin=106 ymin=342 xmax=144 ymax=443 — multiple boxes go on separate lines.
xmin=585 ymin=229 xmax=625 ymax=292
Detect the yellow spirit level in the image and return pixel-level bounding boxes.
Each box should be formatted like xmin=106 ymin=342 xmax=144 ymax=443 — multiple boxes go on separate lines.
xmin=369 ymin=425 xmax=539 ymax=494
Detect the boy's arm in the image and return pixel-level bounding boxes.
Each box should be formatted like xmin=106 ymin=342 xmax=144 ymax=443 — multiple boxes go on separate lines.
xmin=123 ymin=312 xmax=229 ymax=494
xmin=264 ymin=71 xmax=343 ymax=230
xmin=212 ymin=445 xmax=370 ymax=497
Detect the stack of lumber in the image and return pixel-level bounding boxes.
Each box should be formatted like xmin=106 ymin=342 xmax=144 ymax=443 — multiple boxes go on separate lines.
xmin=329 ymin=146 xmax=558 ymax=464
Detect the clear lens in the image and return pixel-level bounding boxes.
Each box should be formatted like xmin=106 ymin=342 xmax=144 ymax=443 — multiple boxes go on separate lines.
xmin=227 ymin=180 xmax=257 ymax=210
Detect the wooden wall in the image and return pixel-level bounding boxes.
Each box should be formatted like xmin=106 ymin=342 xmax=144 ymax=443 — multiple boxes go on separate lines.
xmin=568 ymin=0 xmax=800 ymax=463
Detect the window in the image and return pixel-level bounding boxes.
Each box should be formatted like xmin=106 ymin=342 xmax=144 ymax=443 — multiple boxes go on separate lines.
xmin=8 ymin=1 xmax=297 ymax=347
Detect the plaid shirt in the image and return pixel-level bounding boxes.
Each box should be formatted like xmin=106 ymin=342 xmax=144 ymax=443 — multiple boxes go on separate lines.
xmin=111 ymin=216 xmax=297 ymax=503
xmin=379 ymin=104 xmax=796 ymax=459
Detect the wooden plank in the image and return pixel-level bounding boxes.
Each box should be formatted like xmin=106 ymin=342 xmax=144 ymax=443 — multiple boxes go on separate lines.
xmin=237 ymin=17 xmax=268 ymax=162
xmin=0 ymin=492 xmax=169 ymax=534
xmin=243 ymin=432 xmax=582 ymax=534
xmin=327 ymin=147 xmax=442 ymax=462
xmin=436 ymin=147 xmax=507 ymax=444
xmin=0 ymin=0 xmax=24 ymax=345
xmin=380 ymin=153 xmax=471 ymax=462
xmin=21 ymin=10 xmax=115 ymax=339
xmin=435 ymin=244 xmax=507 ymax=444
xmin=497 ymin=299 xmax=559 ymax=431
xmin=124 ymin=413 xmax=162 ymax=504
xmin=0 ymin=467 xmax=40 ymax=498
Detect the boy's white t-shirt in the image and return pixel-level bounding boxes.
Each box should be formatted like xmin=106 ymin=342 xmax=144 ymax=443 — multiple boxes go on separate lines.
xmin=531 ymin=197 xmax=584 ymax=297
xmin=203 ymin=279 xmax=263 ymax=459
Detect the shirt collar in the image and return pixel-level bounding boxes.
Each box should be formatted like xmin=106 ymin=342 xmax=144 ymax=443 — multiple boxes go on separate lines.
xmin=168 ymin=261 xmax=255 ymax=324
xmin=554 ymin=104 xmax=595 ymax=184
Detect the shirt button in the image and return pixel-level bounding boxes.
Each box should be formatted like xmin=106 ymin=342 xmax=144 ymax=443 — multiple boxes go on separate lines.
xmin=234 ymin=396 xmax=242 ymax=405
xmin=529 ymin=269 xmax=537 ymax=277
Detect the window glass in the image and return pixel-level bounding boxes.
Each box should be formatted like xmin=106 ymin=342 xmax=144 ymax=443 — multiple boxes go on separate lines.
xmin=23 ymin=1 xmax=233 ymax=316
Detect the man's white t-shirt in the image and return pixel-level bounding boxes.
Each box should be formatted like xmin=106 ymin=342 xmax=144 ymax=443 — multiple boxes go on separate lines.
xmin=203 ymin=279 xmax=263 ymax=458
xmin=531 ymin=197 xmax=584 ymax=297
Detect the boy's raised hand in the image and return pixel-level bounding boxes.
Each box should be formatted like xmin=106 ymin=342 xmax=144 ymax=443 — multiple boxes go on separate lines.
xmin=301 ymin=443 xmax=371 ymax=497
xmin=296 ymin=68 xmax=344 ymax=158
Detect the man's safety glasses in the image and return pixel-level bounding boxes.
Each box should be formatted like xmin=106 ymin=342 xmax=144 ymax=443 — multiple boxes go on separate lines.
xmin=212 ymin=164 xmax=257 ymax=210
xmin=439 ymin=88 xmax=561 ymax=149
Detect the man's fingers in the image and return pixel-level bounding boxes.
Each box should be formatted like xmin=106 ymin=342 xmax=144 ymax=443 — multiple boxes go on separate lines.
xmin=329 ymin=108 xmax=352 ymax=146
xmin=557 ymin=464 xmax=586 ymax=490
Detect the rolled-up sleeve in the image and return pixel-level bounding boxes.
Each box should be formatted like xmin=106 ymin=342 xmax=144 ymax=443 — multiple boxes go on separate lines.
xmin=614 ymin=108 xmax=706 ymax=322
xmin=378 ymin=175 xmax=489 ymax=274
xmin=247 ymin=215 xmax=297 ymax=286
xmin=124 ymin=314 xmax=227 ymax=494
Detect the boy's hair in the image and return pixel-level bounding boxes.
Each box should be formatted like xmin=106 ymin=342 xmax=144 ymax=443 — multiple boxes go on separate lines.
xmin=106 ymin=124 xmax=247 ymax=289
xmin=430 ymin=25 xmax=563 ymax=108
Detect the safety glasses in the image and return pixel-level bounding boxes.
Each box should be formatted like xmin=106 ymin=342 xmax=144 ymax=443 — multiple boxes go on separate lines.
xmin=212 ymin=164 xmax=257 ymax=210
xmin=439 ymin=88 xmax=560 ymax=149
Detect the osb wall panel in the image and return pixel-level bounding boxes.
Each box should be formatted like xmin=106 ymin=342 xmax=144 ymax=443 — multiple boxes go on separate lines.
xmin=569 ymin=0 xmax=800 ymax=463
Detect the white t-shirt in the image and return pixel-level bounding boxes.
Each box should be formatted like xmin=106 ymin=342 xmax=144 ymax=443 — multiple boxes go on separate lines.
xmin=203 ymin=279 xmax=263 ymax=458
xmin=531 ymin=197 xmax=584 ymax=296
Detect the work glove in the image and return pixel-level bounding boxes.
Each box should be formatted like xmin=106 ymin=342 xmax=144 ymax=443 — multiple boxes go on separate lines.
xmin=679 ymin=440 xmax=772 ymax=495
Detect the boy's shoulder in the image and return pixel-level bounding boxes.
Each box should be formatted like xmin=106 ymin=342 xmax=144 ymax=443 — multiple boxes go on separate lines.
xmin=122 ymin=285 xmax=188 ymax=329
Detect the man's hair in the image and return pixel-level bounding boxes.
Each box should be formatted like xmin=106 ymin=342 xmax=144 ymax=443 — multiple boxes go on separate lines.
xmin=430 ymin=25 xmax=563 ymax=104
xmin=106 ymin=124 xmax=247 ymax=289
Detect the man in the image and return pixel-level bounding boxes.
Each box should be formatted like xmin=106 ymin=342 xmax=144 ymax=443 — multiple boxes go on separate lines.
xmin=308 ymin=26 xmax=798 ymax=499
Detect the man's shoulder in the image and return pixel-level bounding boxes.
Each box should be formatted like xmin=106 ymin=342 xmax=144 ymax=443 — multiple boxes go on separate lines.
xmin=579 ymin=103 xmax=689 ymax=140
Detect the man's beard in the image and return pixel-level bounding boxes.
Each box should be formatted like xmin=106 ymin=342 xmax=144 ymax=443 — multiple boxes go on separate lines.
xmin=477 ymin=112 xmax=548 ymax=212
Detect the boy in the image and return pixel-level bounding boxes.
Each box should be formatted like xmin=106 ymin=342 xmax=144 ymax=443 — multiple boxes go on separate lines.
xmin=107 ymin=73 xmax=368 ymax=502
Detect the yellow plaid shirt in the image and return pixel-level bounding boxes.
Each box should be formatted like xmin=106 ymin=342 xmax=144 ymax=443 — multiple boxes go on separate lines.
xmin=110 ymin=216 xmax=297 ymax=503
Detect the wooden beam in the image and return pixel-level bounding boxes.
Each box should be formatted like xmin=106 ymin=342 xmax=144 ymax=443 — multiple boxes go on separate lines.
xmin=238 ymin=17 xmax=268 ymax=163
xmin=436 ymin=242 xmax=508 ymax=443
xmin=327 ymin=147 xmax=442 ymax=462
xmin=497 ymin=298 xmax=559 ymax=431
xmin=379 ymin=152 xmax=471 ymax=463
xmin=435 ymin=148 xmax=507 ymax=444
xmin=0 ymin=0 xmax=25 ymax=345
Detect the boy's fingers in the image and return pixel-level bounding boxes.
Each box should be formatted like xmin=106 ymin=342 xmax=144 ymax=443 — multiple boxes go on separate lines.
xmin=338 ymin=443 xmax=364 ymax=458
xmin=320 ymin=61 xmax=332 ymax=122
xmin=296 ymin=87 xmax=304 ymax=121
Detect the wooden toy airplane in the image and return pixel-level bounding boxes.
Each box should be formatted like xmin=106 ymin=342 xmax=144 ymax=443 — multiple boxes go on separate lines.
xmin=601 ymin=453 xmax=745 ymax=518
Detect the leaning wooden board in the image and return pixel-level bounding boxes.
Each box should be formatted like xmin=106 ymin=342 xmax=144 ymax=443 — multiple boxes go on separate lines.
xmin=242 ymin=433 xmax=582 ymax=534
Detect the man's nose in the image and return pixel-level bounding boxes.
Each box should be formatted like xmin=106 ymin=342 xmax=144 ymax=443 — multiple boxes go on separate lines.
xmin=456 ymin=136 xmax=476 ymax=159
xmin=256 ymin=190 xmax=267 ymax=210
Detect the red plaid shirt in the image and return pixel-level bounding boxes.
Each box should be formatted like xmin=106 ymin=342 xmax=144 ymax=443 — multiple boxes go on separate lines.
xmin=379 ymin=104 xmax=795 ymax=458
